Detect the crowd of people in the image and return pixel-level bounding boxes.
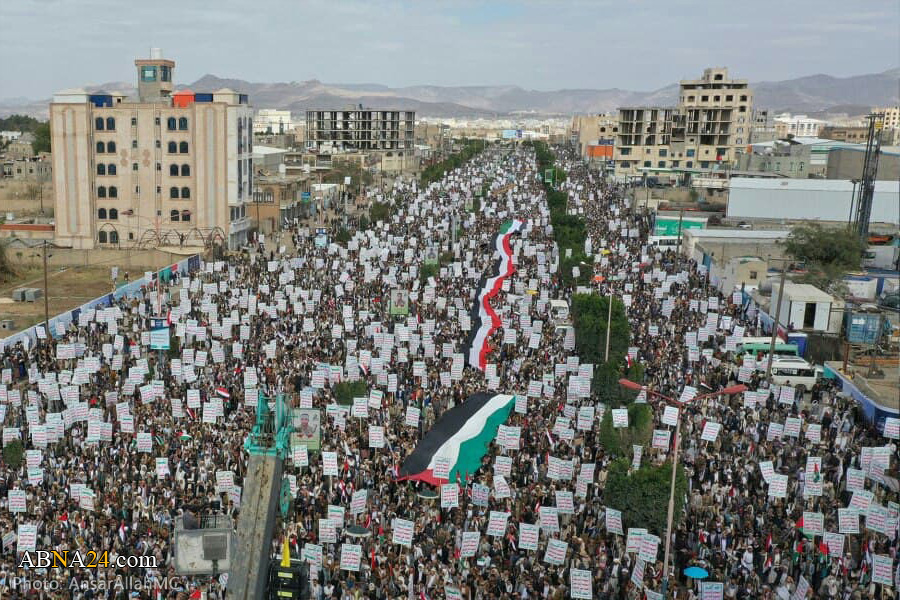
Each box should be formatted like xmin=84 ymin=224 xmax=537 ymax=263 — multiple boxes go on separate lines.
xmin=0 ymin=142 xmax=896 ymax=600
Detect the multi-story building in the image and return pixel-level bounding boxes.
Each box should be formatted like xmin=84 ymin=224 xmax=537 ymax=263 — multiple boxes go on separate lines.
xmin=614 ymin=108 xmax=673 ymax=177
xmin=254 ymin=109 xmax=294 ymax=135
xmin=50 ymin=49 xmax=253 ymax=250
xmin=568 ymin=114 xmax=618 ymax=160
xmin=874 ymin=106 xmax=900 ymax=129
xmin=305 ymin=108 xmax=415 ymax=152
xmin=773 ymin=113 xmax=825 ymax=138
xmin=615 ymin=67 xmax=753 ymax=178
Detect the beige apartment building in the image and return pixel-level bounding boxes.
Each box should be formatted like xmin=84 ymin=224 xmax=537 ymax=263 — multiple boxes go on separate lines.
xmin=50 ymin=50 xmax=253 ymax=250
xmin=615 ymin=67 xmax=752 ymax=178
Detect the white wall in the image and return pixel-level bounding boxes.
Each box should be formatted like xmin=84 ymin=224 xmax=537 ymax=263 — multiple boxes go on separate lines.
xmin=728 ymin=178 xmax=899 ymax=224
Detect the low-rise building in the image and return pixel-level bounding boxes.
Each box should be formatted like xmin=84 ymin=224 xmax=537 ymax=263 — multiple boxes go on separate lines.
xmin=2 ymin=157 xmax=51 ymax=181
xmin=771 ymin=282 xmax=839 ymax=334
xmin=820 ymin=125 xmax=869 ymax=144
xmin=250 ymin=174 xmax=310 ymax=233
xmin=254 ymin=109 xmax=294 ymax=135
xmin=734 ymin=139 xmax=812 ymax=178
xmin=826 ymin=146 xmax=900 ymax=181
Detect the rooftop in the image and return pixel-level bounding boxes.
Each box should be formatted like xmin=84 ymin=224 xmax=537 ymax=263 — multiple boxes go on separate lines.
xmin=774 ymin=282 xmax=834 ymax=303
xmin=683 ymin=228 xmax=791 ymax=240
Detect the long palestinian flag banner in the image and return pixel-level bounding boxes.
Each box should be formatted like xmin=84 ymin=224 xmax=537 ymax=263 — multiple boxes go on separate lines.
xmin=463 ymin=219 xmax=526 ymax=371
xmin=398 ymin=393 xmax=515 ymax=485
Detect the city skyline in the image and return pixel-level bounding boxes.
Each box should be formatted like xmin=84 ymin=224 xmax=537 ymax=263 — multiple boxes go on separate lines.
xmin=1 ymin=0 xmax=897 ymax=99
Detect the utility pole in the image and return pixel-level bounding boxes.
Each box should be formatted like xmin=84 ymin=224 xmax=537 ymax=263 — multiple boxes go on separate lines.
xmin=765 ymin=258 xmax=789 ymax=383
xmin=676 ymin=208 xmax=685 ymax=255
xmin=42 ymin=241 xmax=50 ymax=341
xmin=852 ymin=113 xmax=884 ymax=245
xmin=604 ymin=292 xmax=613 ymax=362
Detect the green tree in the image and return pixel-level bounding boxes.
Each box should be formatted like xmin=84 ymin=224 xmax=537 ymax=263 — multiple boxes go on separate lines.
xmin=2 ymin=439 xmax=24 ymax=469
xmin=32 ymin=122 xmax=51 ymax=154
xmin=597 ymin=403 xmax=653 ymax=457
xmin=782 ymin=224 xmax=865 ymax=292
xmin=604 ymin=458 xmax=687 ymax=538
xmin=369 ymin=202 xmax=391 ymax=223
xmin=333 ymin=381 xmax=367 ymax=406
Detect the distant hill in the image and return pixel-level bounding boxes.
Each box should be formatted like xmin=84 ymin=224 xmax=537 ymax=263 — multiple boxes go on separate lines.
xmin=2 ymin=69 xmax=896 ymax=120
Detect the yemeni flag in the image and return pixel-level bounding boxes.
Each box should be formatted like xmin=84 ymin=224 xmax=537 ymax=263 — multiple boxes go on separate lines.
xmin=398 ymin=393 xmax=515 ymax=485
xmin=463 ymin=220 xmax=526 ymax=371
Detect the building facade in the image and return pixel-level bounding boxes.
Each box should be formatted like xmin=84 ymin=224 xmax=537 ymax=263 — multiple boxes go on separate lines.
xmin=50 ymin=50 xmax=253 ymax=250
xmin=615 ymin=67 xmax=752 ymax=178
xmin=305 ymin=109 xmax=415 ymax=152
xmin=254 ymin=109 xmax=294 ymax=135
xmin=773 ymin=113 xmax=824 ymax=138
xmin=820 ymin=126 xmax=869 ymax=144
xmin=874 ymin=106 xmax=900 ymax=129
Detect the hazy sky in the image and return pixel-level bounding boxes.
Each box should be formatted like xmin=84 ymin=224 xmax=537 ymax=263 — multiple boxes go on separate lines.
xmin=2 ymin=0 xmax=897 ymax=98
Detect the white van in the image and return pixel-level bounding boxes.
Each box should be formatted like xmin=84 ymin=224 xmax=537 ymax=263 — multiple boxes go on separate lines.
xmin=756 ymin=355 xmax=820 ymax=394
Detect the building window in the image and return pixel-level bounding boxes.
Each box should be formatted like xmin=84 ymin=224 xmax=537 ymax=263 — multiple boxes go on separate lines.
xmin=658 ymin=161 xmax=666 ymax=168
xmin=700 ymin=161 xmax=709 ymax=169
xmin=736 ymin=138 xmax=742 ymax=144
xmin=686 ymin=149 xmax=695 ymax=157
xmin=701 ymin=96 xmax=709 ymax=102
xmin=156 ymin=186 xmax=161 ymax=194
xmin=659 ymin=149 xmax=667 ymax=157
xmin=97 ymin=164 xmax=106 ymax=176
xmin=98 ymin=231 xmax=108 ymax=243
xmin=643 ymin=161 xmax=651 ymax=167
xmin=179 ymin=141 xmax=188 ymax=153
xmin=749 ymin=271 xmax=758 ymax=279
xmin=620 ymin=148 xmax=631 ymax=156
xmin=170 ymin=209 xmax=180 ymax=222
xmin=131 ymin=117 xmax=137 ymax=127
xmin=686 ymin=161 xmax=693 ymax=168
xmin=97 ymin=186 xmax=106 ymax=198
xmin=135 ymin=185 xmax=140 ymax=195
xmin=167 ymin=141 xmax=177 ymax=153
xmin=181 ymin=164 xmax=190 ymax=176
xmin=181 ymin=187 xmax=190 ymax=198
xmin=132 ymin=163 xmax=138 ymax=171
xmin=106 ymin=117 xmax=115 ymax=131
xmin=95 ymin=117 xmax=104 ymax=131
xmin=155 ymin=140 xmax=161 ymax=148
xmin=96 ymin=141 xmax=105 ymax=153
xmin=181 ymin=210 xmax=191 ymax=222
xmin=155 ymin=117 xmax=161 ymax=126
xmin=109 ymin=231 xmax=118 ymax=244
xmin=799 ymin=162 xmax=805 ymax=171
xmin=156 ymin=163 xmax=161 ymax=171
xmin=167 ymin=117 xmax=177 ymax=131
xmin=107 ymin=164 xmax=116 ymax=176
xmin=140 ymin=65 xmax=157 ymax=82
xmin=131 ymin=140 xmax=137 ymax=149
xmin=160 ymin=66 xmax=171 ymax=82
xmin=620 ymin=161 xmax=630 ymax=168
xmin=109 ymin=208 xmax=118 ymax=220
xmin=107 ymin=141 xmax=116 ymax=153
xmin=169 ymin=187 xmax=179 ymax=199
xmin=108 ymin=186 xmax=117 ymax=198
xmin=740 ymin=95 xmax=747 ymax=101
xmin=98 ymin=208 xmax=107 ymax=219
xmin=169 ymin=164 xmax=179 ymax=176
xmin=178 ymin=117 xmax=188 ymax=131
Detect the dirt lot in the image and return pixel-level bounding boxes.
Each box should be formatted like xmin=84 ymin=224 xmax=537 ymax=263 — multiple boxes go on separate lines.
xmin=0 ymin=266 xmax=114 ymax=332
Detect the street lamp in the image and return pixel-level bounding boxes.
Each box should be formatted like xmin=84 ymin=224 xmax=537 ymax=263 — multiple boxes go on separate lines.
xmin=618 ymin=379 xmax=747 ymax=597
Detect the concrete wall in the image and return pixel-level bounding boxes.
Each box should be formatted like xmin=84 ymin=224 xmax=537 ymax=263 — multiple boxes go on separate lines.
xmin=727 ymin=178 xmax=900 ymax=224
xmin=4 ymin=247 xmax=194 ymax=271
xmin=826 ymin=147 xmax=900 ymax=181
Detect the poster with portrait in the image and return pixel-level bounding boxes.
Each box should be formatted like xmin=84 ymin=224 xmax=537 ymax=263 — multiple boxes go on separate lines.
xmin=390 ymin=289 xmax=410 ymax=316
xmin=291 ymin=408 xmax=321 ymax=451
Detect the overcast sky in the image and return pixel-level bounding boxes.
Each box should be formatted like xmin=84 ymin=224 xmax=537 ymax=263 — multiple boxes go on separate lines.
xmin=2 ymin=0 xmax=897 ymax=99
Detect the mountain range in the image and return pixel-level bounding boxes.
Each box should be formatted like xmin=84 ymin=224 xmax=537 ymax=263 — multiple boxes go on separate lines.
xmin=3 ymin=69 xmax=897 ymax=120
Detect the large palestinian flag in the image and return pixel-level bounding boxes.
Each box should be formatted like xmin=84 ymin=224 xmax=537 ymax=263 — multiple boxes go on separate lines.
xmin=398 ymin=393 xmax=515 ymax=485
xmin=463 ymin=219 xmax=526 ymax=371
